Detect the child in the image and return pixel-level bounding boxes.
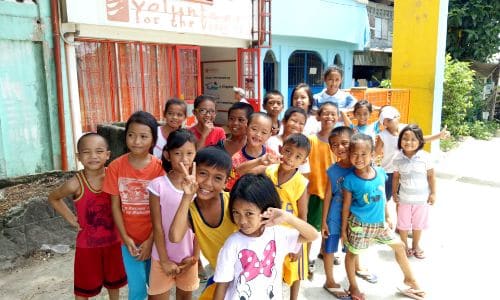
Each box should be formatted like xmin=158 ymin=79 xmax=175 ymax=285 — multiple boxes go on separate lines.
xmin=103 ymin=111 xmax=165 ymax=300
xmin=48 ymin=133 xmax=127 ymax=300
xmin=265 ymin=134 xmax=310 ymax=300
xmin=153 ymin=98 xmax=187 ymax=158
xmin=189 ymin=94 xmax=226 ymax=149
xmin=267 ymin=107 xmax=310 ymax=175
xmin=169 ymin=147 xmax=237 ymax=299
xmin=342 ymin=133 xmax=425 ymax=300
xmin=305 ymin=102 xmax=339 ymax=277
xmin=219 ymin=102 xmax=254 ymax=156
xmin=344 ymin=100 xmax=381 ymax=140
xmin=226 ymin=112 xmax=279 ymax=190
xmin=213 ymin=174 xmax=318 ymax=300
xmin=291 ymin=83 xmax=320 ymax=136
xmin=392 ymin=125 xmax=436 ymax=259
xmin=148 ymin=129 xmax=200 ymax=299
xmin=263 ymin=90 xmax=284 ymax=136
xmin=313 ymin=66 xmax=357 ymax=112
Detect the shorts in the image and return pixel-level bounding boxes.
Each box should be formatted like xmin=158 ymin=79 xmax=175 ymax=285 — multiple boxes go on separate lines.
xmin=345 ymin=215 xmax=397 ymax=255
xmin=121 ymin=244 xmax=151 ymax=300
xmin=385 ymin=172 xmax=394 ymax=200
xmin=148 ymin=259 xmax=199 ymax=295
xmin=397 ymin=203 xmax=429 ymax=231
xmin=283 ymin=244 xmax=308 ymax=285
xmin=324 ymin=234 xmax=341 ymax=254
xmin=307 ymin=195 xmax=323 ymax=231
xmin=74 ymin=243 xmax=127 ymax=297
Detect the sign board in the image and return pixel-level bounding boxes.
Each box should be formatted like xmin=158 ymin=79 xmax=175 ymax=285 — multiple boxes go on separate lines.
xmin=202 ymin=61 xmax=237 ymax=125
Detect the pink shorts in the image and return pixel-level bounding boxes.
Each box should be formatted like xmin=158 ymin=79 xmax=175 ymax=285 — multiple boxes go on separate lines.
xmin=397 ymin=203 xmax=429 ymax=231
xmin=148 ymin=259 xmax=199 ymax=295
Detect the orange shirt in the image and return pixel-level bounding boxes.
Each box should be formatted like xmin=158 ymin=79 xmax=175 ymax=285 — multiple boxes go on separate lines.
xmin=307 ymin=134 xmax=336 ymax=199
xmin=103 ymin=153 xmax=165 ymax=244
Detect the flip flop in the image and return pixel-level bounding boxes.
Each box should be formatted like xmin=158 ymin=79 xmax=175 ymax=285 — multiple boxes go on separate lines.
xmin=406 ymin=248 xmax=414 ymax=257
xmin=323 ymin=285 xmax=351 ymax=299
xmin=355 ymin=270 xmax=378 ymax=284
xmin=397 ymin=284 xmax=426 ymax=300
xmin=413 ymin=249 xmax=425 ymax=259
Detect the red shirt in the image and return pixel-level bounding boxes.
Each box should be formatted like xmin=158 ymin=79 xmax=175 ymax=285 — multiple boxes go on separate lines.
xmin=189 ymin=125 xmax=226 ymax=147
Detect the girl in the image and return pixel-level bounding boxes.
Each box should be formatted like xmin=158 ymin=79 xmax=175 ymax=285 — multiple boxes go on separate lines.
xmin=103 ymin=111 xmax=165 ymax=300
xmin=153 ymin=98 xmax=187 ymax=158
xmin=189 ymin=94 xmax=226 ymax=149
xmin=291 ymin=83 xmax=320 ymax=136
xmin=148 ymin=129 xmax=199 ymax=299
xmin=392 ymin=124 xmax=436 ymax=259
xmin=313 ymin=66 xmax=357 ymax=112
xmin=213 ymin=174 xmax=318 ymax=300
xmin=219 ymin=102 xmax=254 ymax=156
xmin=344 ymin=100 xmax=380 ymax=140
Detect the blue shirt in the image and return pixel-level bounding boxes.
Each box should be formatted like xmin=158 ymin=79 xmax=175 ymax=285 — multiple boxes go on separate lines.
xmin=313 ymin=89 xmax=357 ymax=110
xmin=326 ymin=164 xmax=355 ymax=234
xmin=350 ymin=122 xmax=380 ymax=141
xmin=342 ymin=167 xmax=387 ymax=224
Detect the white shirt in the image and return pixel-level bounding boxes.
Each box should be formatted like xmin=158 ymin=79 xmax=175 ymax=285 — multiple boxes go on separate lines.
xmin=153 ymin=126 xmax=167 ymax=159
xmin=393 ymin=150 xmax=434 ymax=204
xmin=378 ymin=129 xmax=399 ymax=173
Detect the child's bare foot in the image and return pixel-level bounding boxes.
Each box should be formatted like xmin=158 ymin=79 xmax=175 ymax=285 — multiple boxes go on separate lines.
xmin=348 ymin=286 xmax=365 ymax=300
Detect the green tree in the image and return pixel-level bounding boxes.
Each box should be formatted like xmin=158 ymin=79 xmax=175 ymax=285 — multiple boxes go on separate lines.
xmin=447 ymin=0 xmax=500 ymax=62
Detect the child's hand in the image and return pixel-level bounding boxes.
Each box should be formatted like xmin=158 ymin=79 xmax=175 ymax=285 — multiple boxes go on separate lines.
xmin=260 ymin=207 xmax=288 ymax=227
xmin=439 ymin=125 xmax=450 ymax=140
xmin=177 ymin=256 xmax=197 ymax=274
xmin=180 ymin=162 xmax=198 ymax=196
xmin=341 ymin=230 xmax=348 ymax=247
xmin=427 ymin=193 xmax=436 ymax=205
xmin=124 ymin=237 xmax=140 ymax=257
xmin=321 ymin=222 xmax=330 ymax=238
xmin=260 ymin=153 xmax=281 ymax=166
xmin=160 ymin=259 xmax=180 ymax=276
xmin=392 ymin=194 xmax=399 ymax=203
xmin=288 ymin=250 xmax=302 ymax=262
xmin=385 ymin=217 xmax=393 ymax=230
xmin=69 ymin=218 xmax=81 ymax=231
xmin=201 ymin=120 xmax=214 ymax=137
xmin=137 ymin=237 xmax=153 ymax=261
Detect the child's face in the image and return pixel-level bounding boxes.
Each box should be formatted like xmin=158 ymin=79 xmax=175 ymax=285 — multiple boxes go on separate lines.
xmin=292 ymin=88 xmax=310 ymax=111
xmin=264 ymin=95 xmax=283 ymax=118
xmin=227 ymin=109 xmax=248 ymax=137
xmin=246 ymin=115 xmax=272 ymax=148
xmin=325 ymin=71 xmax=342 ymax=93
xmin=232 ymin=199 xmax=263 ymax=237
xmin=318 ymin=105 xmax=339 ymax=130
xmin=164 ymin=142 xmax=196 ymax=173
xmin=279 ymin=143 xmax=308 ymax=171
xmin=329 ymin=133 xmax=351 ymax=161
xmin=194 ymin=100 xmax=216 ymax=126
xmin=400 ymin=130 xmax=420 ymax=154
xmin=164 ymin=104 xmax=186 ymax=130
xmin=195 ymin=164 xmax=227 ymax=201
xmin=383 ymin=117 xmax=400 ymax=133
xmin=77 ymin=135 xmax=110 ymax=171
xmin=350 ymin=141 xmax=373 ymax=170
xmin=283 ymin=112 xmax=306 ymax=136
xmin=354 ymin=106 xmax=370 ymax=126
xmin=126 ymin=122 xmax=154 ymax=156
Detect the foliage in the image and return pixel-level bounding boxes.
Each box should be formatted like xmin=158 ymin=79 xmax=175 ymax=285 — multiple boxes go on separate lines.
xmin=465 ymin=79 xmax=487 ymax=122
xmin=467 ymin=120 xmax=500 ymax=140
xmin=440 ymin=137 xmax=458 ymax=152
xmin=441 ymin=54 xmax=474 ymax=136
xmin=380 ymin=79 xmax=391 ymax=88
xmin=446 ymin=0 xmax=500 ymax=62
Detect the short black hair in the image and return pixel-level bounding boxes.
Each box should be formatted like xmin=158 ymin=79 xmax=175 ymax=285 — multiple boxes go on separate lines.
xmin=329 ymin=126 xmax=354 ymax=144
xmin=77 ymin=132 xmax=108 ymax=152
xmin=125 ymin=111 xmax=158 ymax=153
xmin=353 ymin=99 xmax=373 ymax=114
xmin=318 ymin=102 xmax=339 ymax=116
xmin=283 ymin=133 xmax=311 ymax=156
xmin=398 ymin=124 xmax=425 ymax=151
xmin=283 ymin=106 xmax=307 ymax=122
xmin=194 ymin=94 xmax=216 ymax=109
xmin=350 ymin=133 xmax=374 ymax=152
xmin=161 ymin=129 xmax=197 ymax=172
xmin=248 ymin=112 xmax=272 ymax=126
xmin=290 ymin=83 xmax=314 ymax=113
xmin=163 ymin=98 xmax=187 ymax=117
xmin=228 ymin=102 xmax=254 ymax=122
xmin=323 ymin=65 xmax=343 ymax=80
xmin=229 ymin=174 xmax=282 ymax=223
xmin=263 ymin=90 xmax=283 ymax=107
xmin=194 ymin=146 xmax=232 ymax=176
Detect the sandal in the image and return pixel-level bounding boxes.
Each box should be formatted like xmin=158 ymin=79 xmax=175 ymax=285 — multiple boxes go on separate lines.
xmin=355 ymin=270 xmax=378 ymax=284
xmin=413 ymin=249 xmax=425 ymax=259
xmin=406 ymin=248 xmax=414 ymax=257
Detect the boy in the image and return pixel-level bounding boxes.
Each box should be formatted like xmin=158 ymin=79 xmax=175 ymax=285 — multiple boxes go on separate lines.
xmin=169 ymin=147 xmax=237 ymax=299
xmin=220 ymin=102 xmax=254 ymax=156
xmin=263 ymin=90 xmax=284 ymax=135
xmin=265 ymin=133 xmax=310 ymax=300
xmin=342 ymin=133 xmax=425 ymax=300
xmin=48 ymin=133 xmax=127 ymax=300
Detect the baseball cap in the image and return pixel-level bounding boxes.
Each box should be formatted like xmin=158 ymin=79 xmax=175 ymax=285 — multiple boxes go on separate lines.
xmin=379 ymin=106 xmax=400 ymax=123
xmin=233 ymin=87 xmax=245 ymax=97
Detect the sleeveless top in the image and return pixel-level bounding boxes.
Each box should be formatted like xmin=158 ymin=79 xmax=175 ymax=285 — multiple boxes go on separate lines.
xmin=74 ymin=172 xmax=120 ymax=248
xmin=189 ymin=192 xmax=237 ymax=268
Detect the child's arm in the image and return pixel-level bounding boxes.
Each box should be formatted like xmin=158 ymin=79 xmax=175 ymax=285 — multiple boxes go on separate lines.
xmin=374 ymin=135 xmax=384 ymax=166
xmin=150 ymin=192 xmax=179 ymax=274
xmin=423 ymin=125 xmax=450 ymax=142
xmin=169 ymin=163 xmax=198 ymax=243
xmin=261 ymin=208 xmax=318 ymax=243
xmin=111 ymin=195 xmax=139 ymax=256
xmin=213 ymin=282 xmax=230 ymax=300
xmin=321 ymin=179 xmax=332 ymax=238
xmin=297 ymin=190 xmax=308 ymax=222
xmin=47 ymin=176 xmax=80 ymax=230
xmin=427 ymin=168 xmax=436 ymax=205
xmin=392 ymin=171 xmax=400 ymax=203
xmin=236 ymin=152 xmax=280 ymax=175
xmin=341 ymin=189 xmax=353 ymax=244
xmin=340 ymin=110 xmax=353 ymax=127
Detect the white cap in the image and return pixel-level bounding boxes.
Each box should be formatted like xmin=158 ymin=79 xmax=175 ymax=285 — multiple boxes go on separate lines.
xmin=233 ymin=87 xmax=245 ymax=97
xmin=379 ymin=106 xmax=400 ymax=123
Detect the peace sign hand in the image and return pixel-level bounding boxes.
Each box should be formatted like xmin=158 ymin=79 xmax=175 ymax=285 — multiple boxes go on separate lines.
xmin=180 ymin=162 xmax=198 ymax=196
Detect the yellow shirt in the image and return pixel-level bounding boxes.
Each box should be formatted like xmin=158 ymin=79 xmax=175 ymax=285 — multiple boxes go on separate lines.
xmin=307 ymin=134 xmax=336 ymax=199
xmin=265 ymin=164 xmax=308 ymax=216
xmin=189 ymin=192 xmax=237 ymax=268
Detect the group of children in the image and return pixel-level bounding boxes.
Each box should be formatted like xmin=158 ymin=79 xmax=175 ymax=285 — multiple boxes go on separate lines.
xmin=48 ymin=65 xmax=446 ymax=300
